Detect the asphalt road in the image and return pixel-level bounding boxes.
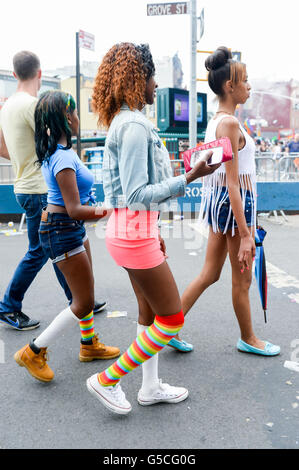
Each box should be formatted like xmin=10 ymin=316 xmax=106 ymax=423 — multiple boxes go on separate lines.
xmin=0 ymin=214 xmax=298 ymax=450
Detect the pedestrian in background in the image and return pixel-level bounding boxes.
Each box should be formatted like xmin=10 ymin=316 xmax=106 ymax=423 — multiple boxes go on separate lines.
xmin=0 ymin=51 xmax=106 ymax=332
xmin=254 ymin=138 xmax=262 ymax=176
xmin=287 ymin=134 xmax=299 ymax=154
xmin=286 ymin=134 xmax=299 ymax=176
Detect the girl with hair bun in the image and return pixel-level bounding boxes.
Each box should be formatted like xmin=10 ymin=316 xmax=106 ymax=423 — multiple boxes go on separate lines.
xmin=86 ymin=42 xmax=220 ymax=415
xmin=176 ymin=47 xmax=280 ymax=357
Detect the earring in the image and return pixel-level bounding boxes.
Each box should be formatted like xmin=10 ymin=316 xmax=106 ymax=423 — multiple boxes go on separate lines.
xmin=46 ymin=127 xmax=51 ymax=137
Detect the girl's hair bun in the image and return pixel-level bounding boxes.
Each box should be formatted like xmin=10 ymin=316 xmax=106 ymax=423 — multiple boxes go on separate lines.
xmin=205 ymin=47 xmax=232 ymax=72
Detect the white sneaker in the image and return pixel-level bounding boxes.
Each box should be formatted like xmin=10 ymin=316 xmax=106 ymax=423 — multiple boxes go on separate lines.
xmin=137 ymin=379 xmax=189 ymax=406
xmin=86 ymin=373 xmax=132 ymax=415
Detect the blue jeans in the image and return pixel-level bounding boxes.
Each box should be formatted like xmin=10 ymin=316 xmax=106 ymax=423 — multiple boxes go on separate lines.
xmin=0 ymin=193 xmax=72 ymax=313
xmin=207 ymin=188 xmax=255 ymax=233
xmin=39 ymin=213 xmax=87 ymax=263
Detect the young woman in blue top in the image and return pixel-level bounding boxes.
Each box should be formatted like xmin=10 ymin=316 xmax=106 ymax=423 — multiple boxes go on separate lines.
xmin=14 ymin=91 xmax=120 ymax=382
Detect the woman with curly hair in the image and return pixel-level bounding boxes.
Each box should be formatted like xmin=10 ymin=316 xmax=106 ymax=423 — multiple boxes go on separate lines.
xmin=14 ymin=91 xmax=120 ymax=383
xmin=86 ymin=43 xmax=220 ymax=415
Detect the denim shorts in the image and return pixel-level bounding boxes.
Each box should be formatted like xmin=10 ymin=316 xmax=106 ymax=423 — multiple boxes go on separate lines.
xmin=39 ymin=212 xmax=88 ymax=264
xmin=208 ymin=188 xmax=255 ymax=233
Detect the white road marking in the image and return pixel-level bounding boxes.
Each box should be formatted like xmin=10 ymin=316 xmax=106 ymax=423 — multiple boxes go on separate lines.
xmin=284 ymin=361 xmax=299 ymax=373
xmin=189 ymin=222 xmax=299 ymax=305
xmin=266 ymin=263 xmax=299 ymax=290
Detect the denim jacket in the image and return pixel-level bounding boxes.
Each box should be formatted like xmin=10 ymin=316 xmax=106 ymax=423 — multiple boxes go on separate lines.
xmin=102 ymin=104 xmax=187 ymax=211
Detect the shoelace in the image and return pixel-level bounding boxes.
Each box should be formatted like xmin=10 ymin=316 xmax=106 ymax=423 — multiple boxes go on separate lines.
xmin=93 ymin=334 xmax=105 ymax=350
xmin=38 ymin=349 xmax=49 ymax=368
xmin=159 ymin=379 xmax=168 ymax=390
xmin=18 ymin=312 xmax=30 ymax=322
xmin=109 ymin=384 xmax=126 ymax=403
xmin=5 ymin=312 xmax=20 ymax=323
xmin=156 ymin=381 xmax=177 ymax=397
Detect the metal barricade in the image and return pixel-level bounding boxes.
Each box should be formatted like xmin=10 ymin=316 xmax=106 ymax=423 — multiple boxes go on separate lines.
xmin=0 ymin=163 xmax=14 ymax=184
xmin=170 ymin=154 xmax=278 ymax=181
xmin=1 ymin=152 xmax=298 ymax=184
xmin=83 ymin=147 xmax=104 ymax=183
xmin=252 ymin=153 xmax=299 ymax=182
xmin=83 ymin=161 xmax=103 ymax=183
xmin=277 ymin=154 xmax=299 ymax=182
xmin=167 ymin=153 xmax=299 ymax=183
xmin=255 ymin=154 xmax=276 ymax=182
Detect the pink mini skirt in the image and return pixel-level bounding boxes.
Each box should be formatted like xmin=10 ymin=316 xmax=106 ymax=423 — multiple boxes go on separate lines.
xmin=105 ymin=209 xmax=166 ymax=269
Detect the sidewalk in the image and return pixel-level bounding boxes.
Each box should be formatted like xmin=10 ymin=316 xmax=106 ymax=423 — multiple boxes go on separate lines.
xmin=0 ymin=216 xmax=298 ymax=449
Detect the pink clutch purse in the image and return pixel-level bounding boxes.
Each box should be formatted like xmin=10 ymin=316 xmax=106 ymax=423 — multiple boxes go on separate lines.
xmin=183 ymin=137 xmax=233 ymax=172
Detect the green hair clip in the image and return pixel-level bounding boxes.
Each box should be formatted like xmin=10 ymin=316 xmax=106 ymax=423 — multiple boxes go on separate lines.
xmin=66 ymin=93 xmax=71 ymax=112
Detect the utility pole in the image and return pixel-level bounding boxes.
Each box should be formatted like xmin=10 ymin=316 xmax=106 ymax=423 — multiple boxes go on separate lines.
xmin=189 ymin=0 xmax=197 ymax=148
xmin=75 ymin=30 xmax=95 ymax=158
xmin=76 ymin=32 xmax=81 ymax=158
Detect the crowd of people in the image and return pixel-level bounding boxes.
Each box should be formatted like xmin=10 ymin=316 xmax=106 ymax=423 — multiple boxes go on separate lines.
xmin=255 ymin=136 xmax=299 ymax=156
xmin=0 ymin=45 xmax=280 ymax=416
xmin=254 ymin=136 xmax=299 ymax=177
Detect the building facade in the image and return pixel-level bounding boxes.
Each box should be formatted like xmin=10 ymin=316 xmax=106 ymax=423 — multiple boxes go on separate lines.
xmin=0 ymin=70 xmax=60 ymax=110
xmin=238 ymin=79 xmax=299 ymax=139
xmin=60 ymin=76 xmax=103 ymax=136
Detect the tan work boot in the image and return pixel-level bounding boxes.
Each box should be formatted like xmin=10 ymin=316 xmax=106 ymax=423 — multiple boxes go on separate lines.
xmin=14 ymin=343 xmax=54 ymax=383
xmin=79 ymin=334 xmax=120 ymax=362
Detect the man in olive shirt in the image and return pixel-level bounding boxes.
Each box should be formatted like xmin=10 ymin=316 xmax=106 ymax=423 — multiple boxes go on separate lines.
xmin=0 ymin=51 xmax=105 ymax=330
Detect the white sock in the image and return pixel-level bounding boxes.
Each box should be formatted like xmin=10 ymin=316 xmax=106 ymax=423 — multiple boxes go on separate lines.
xmin=137 ymin=323 xmax=159 ymax=393
xmin=34 ymin=306 xmax=79 ymax=349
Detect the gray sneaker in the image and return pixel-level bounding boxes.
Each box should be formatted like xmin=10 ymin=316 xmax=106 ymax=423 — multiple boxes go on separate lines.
xmin=93 ymin=301 xmax=107 ymax=314
xmin=0 ymin=311 xmax=40 ymax=331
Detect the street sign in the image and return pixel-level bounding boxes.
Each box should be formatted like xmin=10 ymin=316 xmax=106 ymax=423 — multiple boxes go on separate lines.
xmin=147 ymin=2 xmax=188 ymax=16
xmin=232 ymin=51 xmax=241 ymax=62
xmin=79 ymin=30 xmax=95 ymax=51
xmin=198 ymin=8 xmax=204 ymax=40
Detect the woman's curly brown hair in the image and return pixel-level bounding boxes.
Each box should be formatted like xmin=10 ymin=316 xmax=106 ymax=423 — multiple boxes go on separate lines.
xmin=92 ymin=42 xmax=155 ymax=128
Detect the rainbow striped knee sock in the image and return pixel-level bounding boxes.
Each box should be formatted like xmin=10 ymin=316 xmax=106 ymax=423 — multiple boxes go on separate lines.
xmin=98 ymin=310 xmax=184 ymax=387
xmin=79 ymin=311 xmax=95 ymax=344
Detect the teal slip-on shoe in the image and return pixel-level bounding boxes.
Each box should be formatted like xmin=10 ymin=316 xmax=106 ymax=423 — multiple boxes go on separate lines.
xmin=237 ymin=339 xmax=280 ymax=356
xmin=168 ymin=338 xmax=193 ymax=352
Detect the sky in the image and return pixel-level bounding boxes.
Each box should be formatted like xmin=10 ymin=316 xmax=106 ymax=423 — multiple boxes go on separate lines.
xmin=1 ymin=0 xmax=298 ymax=94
